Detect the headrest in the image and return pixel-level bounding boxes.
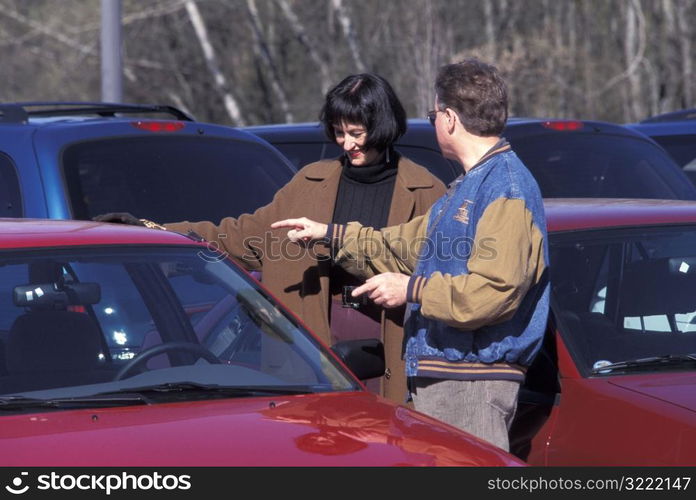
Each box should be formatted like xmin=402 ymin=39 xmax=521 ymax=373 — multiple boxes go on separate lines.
xmin=6 ymin=310 xmax=103 ymax=373
xmin=619 ymin=257 xmax=696 ymax=316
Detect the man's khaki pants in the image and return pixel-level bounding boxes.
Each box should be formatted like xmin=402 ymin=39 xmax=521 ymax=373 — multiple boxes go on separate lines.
xmin=411 ymin=378 xmax=520 ymax=451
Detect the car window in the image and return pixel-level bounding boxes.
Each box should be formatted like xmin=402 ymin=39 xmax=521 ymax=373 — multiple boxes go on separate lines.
xmin=62 ymin=137 xmax=294 ymax=223
xmin=0 ymin=152 xmax=22 ymax=217
xmin=0 ymin=247 xmax=357 ymax=398
xmin=508 ymin=133 xmax=695 ymax=200
xmin=394 ymin=145 xmax=459 ymax=184
xmin=650 ymin=135 xmax=696 ymax=168
xmin=551 ymin=225 xmax=696 ymax=375
xmin=0 ymin=265 xmax=28 ymax=334
xmin=320 ymin=141 xmax=458 ymax=184
xmin=265 ymin=140 xmax=457 ymax=185
xmin=270 ymin=142 xmax=327 ymax=169
xmin=650 ymin=135 xmax=696 ymax=185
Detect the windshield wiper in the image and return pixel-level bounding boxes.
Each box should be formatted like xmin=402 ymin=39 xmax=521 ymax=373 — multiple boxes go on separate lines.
xmin=0 ymin=383 xmax=316 ymax=411
xmin=592 ymin=353 xmax=696 ymax=374
xmin=0 ymin=393 xmax=149 ymax=411
xmin=118 ymin=382 xmax=315 ymax=397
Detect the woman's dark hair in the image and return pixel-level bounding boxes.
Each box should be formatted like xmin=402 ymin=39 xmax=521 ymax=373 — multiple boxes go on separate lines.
xmin=320 ymin=73 xmax=407 ymax=151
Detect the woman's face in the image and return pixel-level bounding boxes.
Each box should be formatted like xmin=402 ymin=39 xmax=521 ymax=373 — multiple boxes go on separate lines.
xmin=333 ymin=121 xmax=382 ymax=166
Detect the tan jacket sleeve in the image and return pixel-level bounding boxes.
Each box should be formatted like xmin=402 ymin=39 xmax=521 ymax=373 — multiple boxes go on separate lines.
xmin=163 ymin=175 xmax=303 ymax=271
xmin=411 ymin=198 xmax=546 ymax=330
xmin=331 ymin=209 xmax=432 ymax=278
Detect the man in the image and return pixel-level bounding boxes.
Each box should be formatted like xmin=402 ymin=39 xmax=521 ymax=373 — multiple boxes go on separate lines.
xmin=272 ymin=58 xmax=549 ymax=451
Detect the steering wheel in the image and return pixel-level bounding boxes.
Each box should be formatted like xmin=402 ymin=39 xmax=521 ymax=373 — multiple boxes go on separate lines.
xmin=114 ymin=341 xmax=221 ymax=381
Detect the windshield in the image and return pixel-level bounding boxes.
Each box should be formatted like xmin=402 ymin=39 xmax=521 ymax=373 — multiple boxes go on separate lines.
xmin=551 ymin=225 xmax=696 ymax=375
xmin=0 ymin=246 xmax=357 ymax=406
xmin=508 ymin=132 xmax=696 ymax=200
xmin=62 ymin=136 xmax=294 ymax=223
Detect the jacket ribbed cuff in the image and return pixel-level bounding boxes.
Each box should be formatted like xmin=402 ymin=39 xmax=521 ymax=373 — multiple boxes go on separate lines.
xmin=326 ymin=223 xmax=347 ymax=247
xmin=407 ymin=275 xmax=427 ymax=303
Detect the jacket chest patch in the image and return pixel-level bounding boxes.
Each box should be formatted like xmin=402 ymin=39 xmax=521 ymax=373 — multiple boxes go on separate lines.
xmin=453 ymin=200 xmax=473 ymax=224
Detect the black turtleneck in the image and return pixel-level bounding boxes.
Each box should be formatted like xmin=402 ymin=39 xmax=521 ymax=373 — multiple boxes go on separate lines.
xmin=331 ymin=149 xmax=399 ymax=229
xmin=330 ymin=150 xmax=399 ymax=328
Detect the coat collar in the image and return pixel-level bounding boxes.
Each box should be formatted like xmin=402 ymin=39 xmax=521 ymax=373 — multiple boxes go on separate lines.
xmin=301 ymin=156 xmax=433 ymax=226
xmin=302 ymin=156 xmax=436 ymax=190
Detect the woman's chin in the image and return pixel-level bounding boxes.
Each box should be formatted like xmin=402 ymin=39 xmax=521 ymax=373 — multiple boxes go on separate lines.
xmin=347 ymin=156 xmax=365 ymax=166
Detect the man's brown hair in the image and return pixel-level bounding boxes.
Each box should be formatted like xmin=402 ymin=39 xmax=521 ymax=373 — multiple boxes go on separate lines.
xmin=435 ymin=58 xmax=508 ymax=137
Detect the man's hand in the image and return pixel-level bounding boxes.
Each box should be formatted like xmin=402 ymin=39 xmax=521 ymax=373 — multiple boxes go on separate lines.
xmin=352 ymin=273 xmax=409 ymax=308
xmin=271 ymin=217 xmax=328 ymax=243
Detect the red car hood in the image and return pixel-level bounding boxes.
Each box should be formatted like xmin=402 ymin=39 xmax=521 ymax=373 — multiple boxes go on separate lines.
xmin=1 ymin=392 xmax=521 ymax=466
xmin=609 ymin=372 xmax=696 ymax=413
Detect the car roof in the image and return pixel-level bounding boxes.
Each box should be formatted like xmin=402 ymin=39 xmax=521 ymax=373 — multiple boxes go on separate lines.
xmin=638 ymin=108 xmax=696 ymax=124
xmin=0 ymin=101 xmax=195 ymax=122
xmin=627 ymin=108 xmax=696 ymax=136
xmin=244 ymin=117 xmax=645 ymax=139
xmin=627 ymin=120 xmax=696 ymax=136
xmin=0 ymin=101 xmax=273 ymax=147
xmin=0 ymin=218 xmax=197 ymax=249
xmin=545 ymin=198 xmax=696 ymax=232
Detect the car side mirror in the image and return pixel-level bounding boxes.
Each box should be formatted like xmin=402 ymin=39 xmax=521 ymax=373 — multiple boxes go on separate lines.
xmin=331 ymin=338 xmax=385 ymax=381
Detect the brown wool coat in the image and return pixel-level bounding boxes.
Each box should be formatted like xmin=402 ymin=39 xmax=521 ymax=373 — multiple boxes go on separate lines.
xmin=165 ymin=156 xmax=446 ymax=403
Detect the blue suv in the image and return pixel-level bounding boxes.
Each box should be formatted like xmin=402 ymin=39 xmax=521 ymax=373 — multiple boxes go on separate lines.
xmin=0 ymin=102 xmax=296 ymax=222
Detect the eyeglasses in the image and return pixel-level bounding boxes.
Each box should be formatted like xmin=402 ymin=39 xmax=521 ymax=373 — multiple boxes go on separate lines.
xmin=427 ymin=109 xmax=442 ymax=126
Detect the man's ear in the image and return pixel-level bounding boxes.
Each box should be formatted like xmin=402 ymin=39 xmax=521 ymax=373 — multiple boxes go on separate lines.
xmin=444 ymin=108 xmax=457 ymax=133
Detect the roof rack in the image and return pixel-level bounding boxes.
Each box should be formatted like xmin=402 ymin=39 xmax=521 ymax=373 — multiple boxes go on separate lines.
xmin=0 ymin=102 xmax=195 ymax=124
xmin=640 ymin=108 xmax=696 ymax=124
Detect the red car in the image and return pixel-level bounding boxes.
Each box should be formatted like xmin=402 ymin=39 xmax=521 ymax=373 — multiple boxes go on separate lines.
xmin=0 ymin=219 xmax=521 ymax=466
xmin=510 ymin=199 xmax=696 ymax=465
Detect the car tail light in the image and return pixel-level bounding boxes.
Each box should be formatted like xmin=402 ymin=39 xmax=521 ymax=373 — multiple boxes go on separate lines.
xmin=130 ymin=121 xmax=185 ymax=132
xmin=541 ymin=120 xmax=584 ymax=131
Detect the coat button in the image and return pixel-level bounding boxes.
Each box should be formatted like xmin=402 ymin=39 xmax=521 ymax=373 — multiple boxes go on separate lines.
xmin=384 ymin=368 xmax=391 ymax=379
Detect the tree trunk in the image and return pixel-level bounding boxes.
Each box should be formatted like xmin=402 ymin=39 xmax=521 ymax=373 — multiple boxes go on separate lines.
xmin=331 ymin=0 xmax=366 ymax=72
xmin=484 ymin=0 xmax=496 ymax=61
xmin=245 ymin=0 xmax=293 ymax=123
xmin=675 ymin=0 xmax=693 ymax=106
xmin=624 ymin=0 xmax=646 ymax=121
xmin=659 ymin=0 xmax=677 ymax=113
xmin=275 ymin=0 xmax=332 ymax=94
xmin=184 ymin=0 xmax=245 ymax=125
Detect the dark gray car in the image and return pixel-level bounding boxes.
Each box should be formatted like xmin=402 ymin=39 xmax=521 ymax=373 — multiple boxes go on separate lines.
xmin=245 ymin=118 xmax=696 ymax=200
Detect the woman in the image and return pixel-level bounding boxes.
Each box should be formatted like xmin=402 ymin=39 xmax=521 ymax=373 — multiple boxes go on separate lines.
xmin=98 ymin=74 xmax=445 ymax=403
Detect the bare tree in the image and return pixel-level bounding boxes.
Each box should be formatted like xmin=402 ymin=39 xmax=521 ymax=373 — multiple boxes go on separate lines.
xmin=484 ymin=0 xmax=497 ymax=61
xmin=675 ymin=0 xmax=693 ymax=106
xmin=624 ymin=0 xmax=646 ymax=121
xmin=1 ymin=0 xmax=695 ymax=125
xmin=274 ymin=0 xmax=332 ymax=93
xmin=184 ymin=0 xmax=245 ymax=125
xmin=245 ymin=0 xmax=293 ymax=122
xmin=331 ymin=0 xmax=366 ymax=72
